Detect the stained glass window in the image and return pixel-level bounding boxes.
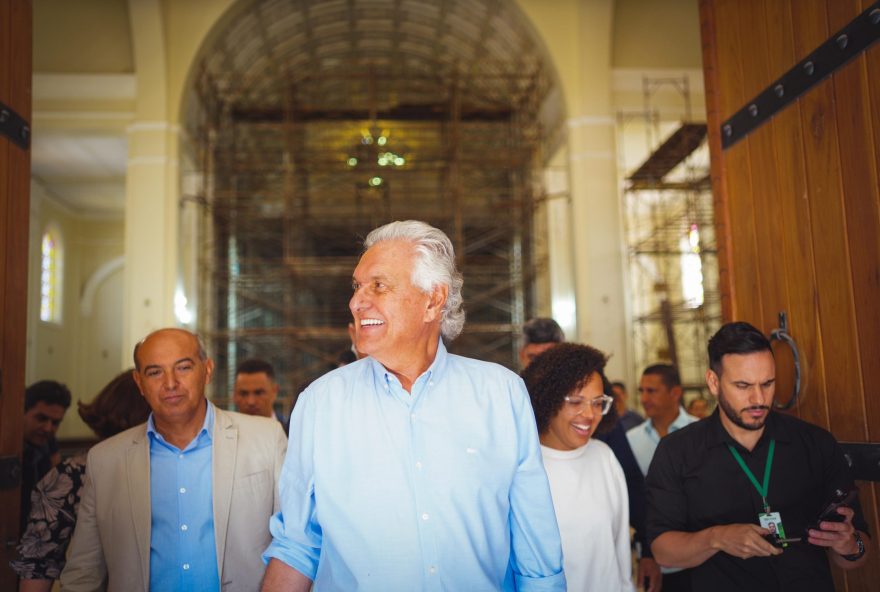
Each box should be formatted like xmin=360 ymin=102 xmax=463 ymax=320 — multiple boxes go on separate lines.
xmin=40 ymin=232 xmax=60 ymax=322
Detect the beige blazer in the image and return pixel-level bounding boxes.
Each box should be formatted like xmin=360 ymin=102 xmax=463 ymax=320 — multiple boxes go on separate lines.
xmin=60 ymin=404 xmax=287 ymax=592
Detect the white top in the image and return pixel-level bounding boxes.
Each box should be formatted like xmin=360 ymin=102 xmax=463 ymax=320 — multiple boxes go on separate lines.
xmin=541 ymin=440 xmax=632 ymax=592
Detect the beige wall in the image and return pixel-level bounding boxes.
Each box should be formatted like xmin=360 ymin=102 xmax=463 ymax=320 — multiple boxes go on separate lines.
xmin=612 ymin=0 xmax=702 ymax=69
xmin=27 ymin=184 xmax=126 ymax=440
xmin=33 ymin=0 xmax=133 ymax=74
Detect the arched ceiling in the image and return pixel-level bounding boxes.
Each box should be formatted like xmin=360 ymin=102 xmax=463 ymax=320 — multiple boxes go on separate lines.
xmin=186 ymin=0 xmax=569 ymax=384
xmin=191 ymin=0 xmax=564 ymax=139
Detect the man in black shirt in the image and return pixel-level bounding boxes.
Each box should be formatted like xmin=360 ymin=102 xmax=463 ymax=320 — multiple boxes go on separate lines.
xmin=646 ymin=322 xmax=869 ymax=591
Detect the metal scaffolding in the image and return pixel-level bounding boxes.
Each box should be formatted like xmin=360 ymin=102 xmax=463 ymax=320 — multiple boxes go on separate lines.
xmin=184 ymin=1 xmax=561 ymax=408
xmin=619 ymin=76 xmax=721 ymax=401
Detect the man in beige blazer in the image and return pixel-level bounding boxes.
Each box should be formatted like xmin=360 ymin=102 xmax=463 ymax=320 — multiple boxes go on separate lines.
xmin=61 ymin=328 xmax=287 ymax=592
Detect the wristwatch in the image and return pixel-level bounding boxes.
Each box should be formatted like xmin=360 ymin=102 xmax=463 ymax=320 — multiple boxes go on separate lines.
xmin=840 ymin=531 xmax=865 ymax=562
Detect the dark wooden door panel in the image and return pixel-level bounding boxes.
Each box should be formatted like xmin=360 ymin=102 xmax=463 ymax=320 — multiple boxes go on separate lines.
xmin=0 ymin=1 xmax=31 ymax=588
xmin=701 ymin=0 xmax=880 ymax=589
xmin=757 ymin=0 xmax=830 ymax=430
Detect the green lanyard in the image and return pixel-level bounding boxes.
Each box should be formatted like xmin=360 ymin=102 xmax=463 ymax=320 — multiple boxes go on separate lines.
xmin=727 ymin=439 xmax=775 ymax=513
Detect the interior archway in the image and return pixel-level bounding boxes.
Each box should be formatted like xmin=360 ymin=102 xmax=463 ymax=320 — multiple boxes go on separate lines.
xmin=182 ymin=0 xmax=565 ymax=400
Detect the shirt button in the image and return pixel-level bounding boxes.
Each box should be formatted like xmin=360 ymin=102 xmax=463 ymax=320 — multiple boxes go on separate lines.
xmin=178 ymin=454 xmax=184 ymax=459
xmin=428 ymin=381 xmax=434 ymax=386
xmin=179 ymin=487 xmax=186 ymax=494
xmin=421 ymin=513 xmax=429 ymax=521
xmin=415 ymin=461 xmax=422 ymax=470
xmin=429 ymin=566 xmax=437 ymax=574
xmin=182 ymin=563 xmax=190 ymax=570
xmin=411 ymin=413 xmax=416 ymax=420
xmin=181 ymin=524 xmax=188 ymax=531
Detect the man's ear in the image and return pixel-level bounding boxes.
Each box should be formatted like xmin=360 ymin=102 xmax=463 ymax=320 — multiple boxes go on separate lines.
xmin=205 ymin=359 xmax=215 ymax=385
xmin=424 ymin=284 xmax=448 ymax=322
xmin=132 ymin=369 xmax=145 ymax=397
xmin=706 ymin=369 xmax=720 ymax=398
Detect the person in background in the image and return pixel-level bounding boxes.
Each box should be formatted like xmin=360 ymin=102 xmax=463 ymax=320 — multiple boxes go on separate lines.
xmin=611 ymin=380 xmax=644 ymax=431
xmin=335 ymin=322 xmax=362 ymax=368
xmin=628 ymin=365 xmax=697 ymax=476
xmin=233 ymin=358 xmax=288 ymax=433
xmin=686 ymin=397 xmax=710 ymax=419
xmin=627 ymin=364 xmax=698 ymax=591
xmin=518 ymin=317 xmax=565 ymax=369
xmin=20 ymin=381 xmax=72 ymax=534
xmin=11 ymin=370 xmax=151 ymax=592
xmin=522 ymin=343 xmax=632 ymax=591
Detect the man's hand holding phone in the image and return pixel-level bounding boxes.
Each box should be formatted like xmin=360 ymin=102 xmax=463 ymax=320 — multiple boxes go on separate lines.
xmin=808 ymin=505 xmax=860 ymax=556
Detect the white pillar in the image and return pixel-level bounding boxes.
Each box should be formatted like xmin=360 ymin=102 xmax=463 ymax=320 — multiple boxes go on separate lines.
xmin=122 ymin=0 xmax=179 ymax=360
xmin=566 ymin=0 xmax=627 ymax=379
xmin=520 ymin=0 xmax=627 ymax=377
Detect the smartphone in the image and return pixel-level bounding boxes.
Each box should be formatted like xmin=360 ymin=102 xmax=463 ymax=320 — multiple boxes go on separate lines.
xmin=764 ymin=534 xmax=802 ymax=547
xmin=816 ymin=487 xmax=856 ymax=524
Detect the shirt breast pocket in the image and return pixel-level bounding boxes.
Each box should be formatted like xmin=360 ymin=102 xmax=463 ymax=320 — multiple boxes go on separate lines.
xmin=233 ymin=469 xmax=270 ymax=494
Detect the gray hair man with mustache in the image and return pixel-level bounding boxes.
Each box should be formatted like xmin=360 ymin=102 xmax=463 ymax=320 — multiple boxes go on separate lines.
xmin=645 ymin=322 xmax=870 ymax=592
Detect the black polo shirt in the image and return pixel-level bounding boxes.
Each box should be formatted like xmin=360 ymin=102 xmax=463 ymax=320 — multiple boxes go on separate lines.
xmin=645 ymin=409 xmax=869 ymax=592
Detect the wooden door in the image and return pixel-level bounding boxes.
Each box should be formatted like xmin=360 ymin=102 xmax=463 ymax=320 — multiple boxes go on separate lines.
xmin=0 ymin=0 xmax=32 ymax=587
xmin=700 ymin=0 xmax=879 ymax=589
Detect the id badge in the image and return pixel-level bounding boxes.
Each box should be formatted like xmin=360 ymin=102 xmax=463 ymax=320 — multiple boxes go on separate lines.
xmin=759 ymin=511 xmax=786 ymax=538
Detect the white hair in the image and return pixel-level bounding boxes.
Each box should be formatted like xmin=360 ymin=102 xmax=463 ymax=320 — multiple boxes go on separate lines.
xmin=363 ymin=220 xmax=465 ymax=341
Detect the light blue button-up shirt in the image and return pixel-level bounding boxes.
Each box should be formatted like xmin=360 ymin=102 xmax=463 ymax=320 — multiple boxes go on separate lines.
xmin=626 ymin=406 xmax=698 ymax=477
xmin=147 ymin=402 xmax=219 ymax=592
xmin=264 ymin=340 xmax=565 ymax=591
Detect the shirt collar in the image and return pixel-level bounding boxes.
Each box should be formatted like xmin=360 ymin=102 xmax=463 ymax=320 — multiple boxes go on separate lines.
xmin=671 ymin=406 xmax=693 ymax=430
xmin=368 ymin=337 xmax=449 ymax=392
xmin=147 ymin=399 xmax=215 ymax=446
xmin=644 ymin=406 xmax=692 ymax=437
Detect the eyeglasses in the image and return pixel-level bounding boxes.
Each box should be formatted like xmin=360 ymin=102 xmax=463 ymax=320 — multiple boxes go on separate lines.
xmin=563 ymin=394 xmax=614 ymax=416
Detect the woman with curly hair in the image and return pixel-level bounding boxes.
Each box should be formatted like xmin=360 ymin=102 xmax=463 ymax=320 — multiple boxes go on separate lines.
xmin=521 ymin=342 xmax=632 ymax=591
xmin=11 ymin=370 xmax=151 ymax=592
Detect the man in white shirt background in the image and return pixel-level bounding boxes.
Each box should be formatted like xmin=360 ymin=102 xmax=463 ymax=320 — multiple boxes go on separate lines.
xmin=626 ymin=363 xmax=698 ymax=591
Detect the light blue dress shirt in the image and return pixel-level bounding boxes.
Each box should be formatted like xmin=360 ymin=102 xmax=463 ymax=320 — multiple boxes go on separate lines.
xmin=626 ymin=406 xmax=698 ymax=477
xmin=147 ymin=402 xmax=220 ymax=592
xmin=264 ymin=340 xmax=565 ymax=591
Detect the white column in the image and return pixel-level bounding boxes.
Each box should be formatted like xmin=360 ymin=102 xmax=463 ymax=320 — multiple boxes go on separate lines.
xmin=568 ymin=0 xmax=627 ymax=379
xmin=122 ymin=0 xmax=179 ymax=359
xmin=122 ymin=123 xmax=180 ymax=357
xmin=518 ymin=0 xmax=628 ymax=378
xmin=567 ymin=0 xmax=628 ymax=378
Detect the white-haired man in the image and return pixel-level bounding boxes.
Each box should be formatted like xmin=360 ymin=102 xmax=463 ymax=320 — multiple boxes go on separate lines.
xmin=262 ymin=220 xmax=565 ymax=591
